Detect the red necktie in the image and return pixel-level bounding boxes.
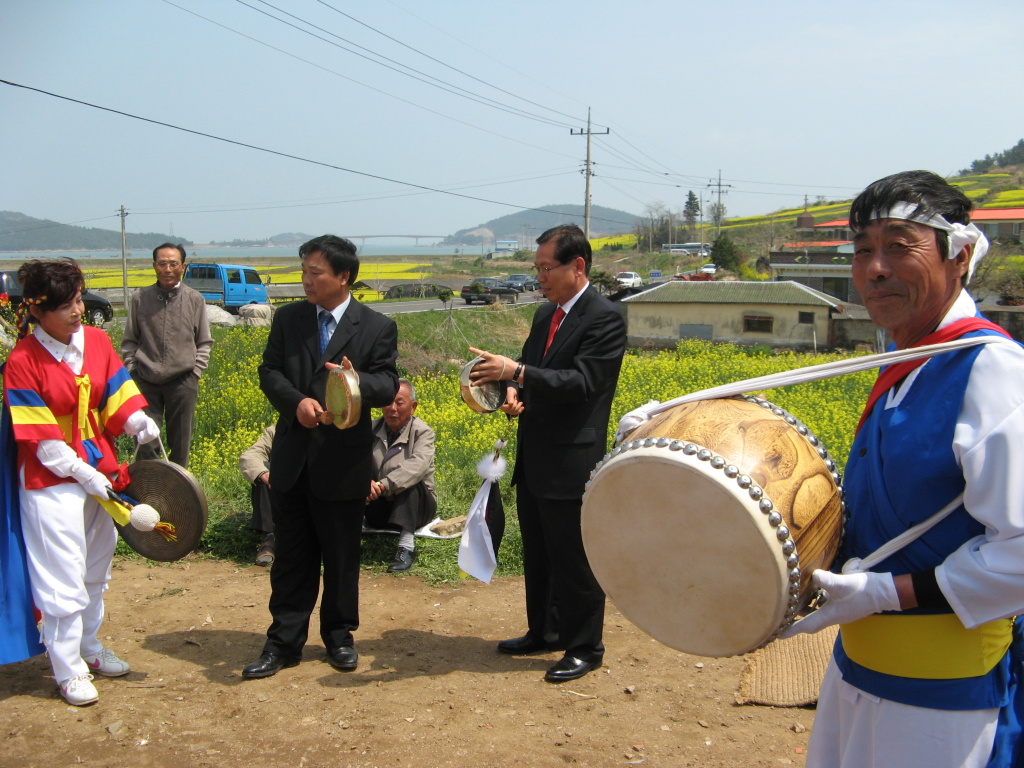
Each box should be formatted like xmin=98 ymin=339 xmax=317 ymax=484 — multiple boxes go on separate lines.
xmin=544 ymin=307 xmax=566 ymax=355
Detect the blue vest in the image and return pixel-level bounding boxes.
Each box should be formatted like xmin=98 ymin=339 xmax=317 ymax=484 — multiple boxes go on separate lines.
xmin=838 ymin=329 xmax=1010 ymax=710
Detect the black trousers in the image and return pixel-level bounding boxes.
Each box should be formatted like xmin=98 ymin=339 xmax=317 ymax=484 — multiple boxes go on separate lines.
xmin=263 ymin=470 xmax=364 ymax=657
xmin=364 ymin=481 xmax=436 ymax=533
xmin=516 ymin=484 xmax=605 ymax=662
xmin=133 ymin=372 xmax=199 ymax=469
xmin=250 ymin=482 xmax=275 ymax=534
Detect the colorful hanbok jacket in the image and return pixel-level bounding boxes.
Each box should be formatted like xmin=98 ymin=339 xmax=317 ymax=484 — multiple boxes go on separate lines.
xmin=3 ymin=325 xmax=146 ymax=488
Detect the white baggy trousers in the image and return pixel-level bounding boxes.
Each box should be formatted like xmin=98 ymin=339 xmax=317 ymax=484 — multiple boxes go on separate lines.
xmin=19 ymin=481 xmax=116 ymax=683
xmin=808 ymin=659 xmax=999 ymax=768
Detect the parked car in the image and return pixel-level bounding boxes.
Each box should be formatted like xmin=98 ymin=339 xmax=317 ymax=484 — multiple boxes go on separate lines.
xmin=460 ymin=277 xmax=519 ymax=305
xmin=615 ymin=271 xmax=643 ymax=289
xmin=0 ymin=270 xmax=114 ymax=326
xmin=183 ymin=263 xmax=268 ymax=311
xmin=505 ymin=273 xmax=540 ymax=292
xmin=700 ymin=263 xmax=719 ymax=275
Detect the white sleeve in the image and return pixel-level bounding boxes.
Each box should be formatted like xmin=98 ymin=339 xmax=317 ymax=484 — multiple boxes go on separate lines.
xmin=36 ymin=440 xmax=111 ymax=498
xmin=36 ymin=439 xmax=81 ymax=478
xmin=937 ymin=341 xmax=1024 ymax=627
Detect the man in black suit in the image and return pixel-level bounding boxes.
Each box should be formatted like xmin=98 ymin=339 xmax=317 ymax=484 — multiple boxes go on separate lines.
xmin=242 ymin=235 xmax=399 ymax=679
xmin=470 ymin=223 xmax=626 ymax=682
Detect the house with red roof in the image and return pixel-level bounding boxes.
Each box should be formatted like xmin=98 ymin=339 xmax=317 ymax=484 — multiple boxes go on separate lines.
xmin=771 ymin=207 xmax=1024 ymax=304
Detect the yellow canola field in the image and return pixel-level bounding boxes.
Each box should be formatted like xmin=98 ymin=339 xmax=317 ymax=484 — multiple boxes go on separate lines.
xmin=82 ymin=263 xmax=431 ymax=291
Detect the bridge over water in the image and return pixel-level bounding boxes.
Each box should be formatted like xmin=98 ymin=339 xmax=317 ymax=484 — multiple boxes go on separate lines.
xmin=347 ymin=235 xmax=447 ymax=246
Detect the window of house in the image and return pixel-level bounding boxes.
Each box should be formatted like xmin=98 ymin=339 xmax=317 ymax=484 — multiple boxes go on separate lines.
xmin=822 ymin=277 xmax=849 ymax=301
xmin=798 ymin=311 xmax=815 ymax=325
xmin=744 ymin=315 xmax=774 ymax=333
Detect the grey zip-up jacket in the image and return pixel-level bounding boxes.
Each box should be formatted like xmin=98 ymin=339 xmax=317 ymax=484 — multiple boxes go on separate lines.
xmin=121 ymin=283 xmax=213 ymax=384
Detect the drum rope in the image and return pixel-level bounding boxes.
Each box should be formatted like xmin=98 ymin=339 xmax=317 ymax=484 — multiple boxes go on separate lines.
xmin=840 ymin=492 xmax=965 ymax=575
xmin=616 ymin=335 xmax=1013 ymax=443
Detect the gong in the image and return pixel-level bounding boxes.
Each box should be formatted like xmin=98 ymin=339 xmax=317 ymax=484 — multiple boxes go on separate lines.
xmin=115 ymin=460 xmax=209 ymax=562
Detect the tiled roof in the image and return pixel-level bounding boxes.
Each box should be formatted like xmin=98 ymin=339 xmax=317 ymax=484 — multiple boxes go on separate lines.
xmin=802 ymin=208 xmax=1024 ymax=225
xmin=622 ymin=280 xmax=841 ymax=307
xmin=778 ymin=241 xmax=850 ymax=248
xmin=971 ymin=207 xmax=1024 ymax=221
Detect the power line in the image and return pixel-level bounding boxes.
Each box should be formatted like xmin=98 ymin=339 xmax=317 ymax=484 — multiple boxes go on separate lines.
xmin=234 ymin=0 xmax=575 ymax=129
xmin=0 ymin=79 xmax=636 ymax=228
xmin=133 ymin=170 xmax=581 ymax=217
xmin=312 ymin=0 xmax=587 ymax=127
xmin=159 ymin=0 xmax=578 ymax=161
xmin=382 ymin=0 xmax=587 ymax=111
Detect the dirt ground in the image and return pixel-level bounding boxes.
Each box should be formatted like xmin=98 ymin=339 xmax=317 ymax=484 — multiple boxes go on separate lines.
xmin=0 ymin=558 xmax=814 ymax=768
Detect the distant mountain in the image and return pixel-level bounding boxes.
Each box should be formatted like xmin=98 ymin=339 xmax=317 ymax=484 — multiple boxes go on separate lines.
xmin=269 ymin=232 xmax=314 ymax=246
xmin=0 ymin=210 xmax=191 ymax=252
xmin=0 ymin=211 xmax=190 ymax=252
xmin=440 ymin=204 xmax=639 ymax=246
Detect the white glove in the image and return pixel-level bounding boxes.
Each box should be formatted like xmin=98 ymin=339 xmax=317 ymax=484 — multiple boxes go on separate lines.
xmin=125 ymin=411 xmax=161 ymax=444
xmin=780 ymin=569 xmax=901 ymax=638
xmin=136 ymin=416 xmax=161 ymax=445
xmin=70 ymin=463 xmax=113 ymax=500
xmin=615 ymin=400 xmax=659 ymax=443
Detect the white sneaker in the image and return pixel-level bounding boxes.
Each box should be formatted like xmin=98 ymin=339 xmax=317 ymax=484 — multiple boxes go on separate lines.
xmin=59 ymin=675 xmax=98 ymax=706
xmin=83 ymin=648 xmax=131 ymax=677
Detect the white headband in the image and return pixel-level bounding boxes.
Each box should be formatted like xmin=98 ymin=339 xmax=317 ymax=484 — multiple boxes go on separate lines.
xmin=868 ymin=201 xmax=988 ymax=284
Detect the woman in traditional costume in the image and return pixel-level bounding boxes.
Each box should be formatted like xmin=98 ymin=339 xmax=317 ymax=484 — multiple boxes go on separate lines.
xmin=2 ymin=259 xmax=158 ymax=706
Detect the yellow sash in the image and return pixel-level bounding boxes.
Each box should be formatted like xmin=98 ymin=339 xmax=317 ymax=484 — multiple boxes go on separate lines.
xmin=841 ymin=613 xmax=1013 ymax=679
xmin=74 ymin=374 xmax=91 ymax=439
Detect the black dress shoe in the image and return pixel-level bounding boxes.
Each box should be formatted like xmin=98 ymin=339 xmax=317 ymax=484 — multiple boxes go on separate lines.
xmin=544 ymin=655 xmax=602 ymax=683
xmin=497 ymin=635 xmax=551 ymax=655
xmin=387 ymin=547 xmax=417 ymax=573
xmin=242 ymin=651 xmax=299 ymax=679
xmin=326 ymin=646 xmax=358 ymax=671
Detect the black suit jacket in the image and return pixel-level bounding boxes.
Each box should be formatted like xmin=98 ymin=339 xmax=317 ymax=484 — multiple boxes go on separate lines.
xmin=512 ymin=285 xmax=626 ymax=500
xmin=258 ymin=299 xmax=399 ymax=501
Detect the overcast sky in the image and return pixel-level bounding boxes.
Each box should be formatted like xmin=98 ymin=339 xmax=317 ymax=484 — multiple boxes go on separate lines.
xmin=2 ymin=0 xmax=1022 ymax=244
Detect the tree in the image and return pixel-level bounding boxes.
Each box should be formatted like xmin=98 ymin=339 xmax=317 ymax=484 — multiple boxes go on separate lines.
xmin=711 ymin=234 xmax=743 ymax=272
xmin=708 ymin=202 xmax=727 ymax=237
xmin=683 ymin=191 xmax=700 ymax=232
xmin=589 ymin=269 xmax=618 ymax=295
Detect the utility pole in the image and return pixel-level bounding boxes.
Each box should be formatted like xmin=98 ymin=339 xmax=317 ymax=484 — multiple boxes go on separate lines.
xmin=570 ymin=107 xmax=609 ymax=239
xmin=118 ymin=205 xmax=130 ymax=311
xmin=706 ymin=169 xmax=732 ymax=239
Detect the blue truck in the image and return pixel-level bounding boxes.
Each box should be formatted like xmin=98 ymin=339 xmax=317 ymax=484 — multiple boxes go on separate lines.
xmin=183 ymin=263 xmax=268 ymax=311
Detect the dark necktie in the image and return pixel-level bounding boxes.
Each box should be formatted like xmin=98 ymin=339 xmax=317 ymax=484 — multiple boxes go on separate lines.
xmin=544 ymin=307 xmax=566 ymax=355
xmin=318 ymin=311 xmax=332 ymax=356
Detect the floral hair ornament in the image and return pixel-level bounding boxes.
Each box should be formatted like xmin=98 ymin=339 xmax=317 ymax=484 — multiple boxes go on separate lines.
xmin=868 ymin=201 xmax=988 ymax=284
xmin=15 ymin=295 xmax=47 ymax=339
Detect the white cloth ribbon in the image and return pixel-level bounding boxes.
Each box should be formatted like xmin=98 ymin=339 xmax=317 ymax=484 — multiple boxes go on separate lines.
xmin=457 ymin=449 xmax=507 ymax=584
xmin=869 ymin=201 xmax=989 ymax=284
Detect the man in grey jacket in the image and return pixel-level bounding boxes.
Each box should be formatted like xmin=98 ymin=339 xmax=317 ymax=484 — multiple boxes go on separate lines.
xmin=121 ymin=243 xmax=214 ymax=468
xmin=365 ymin=379 xmax=436 ymax=572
